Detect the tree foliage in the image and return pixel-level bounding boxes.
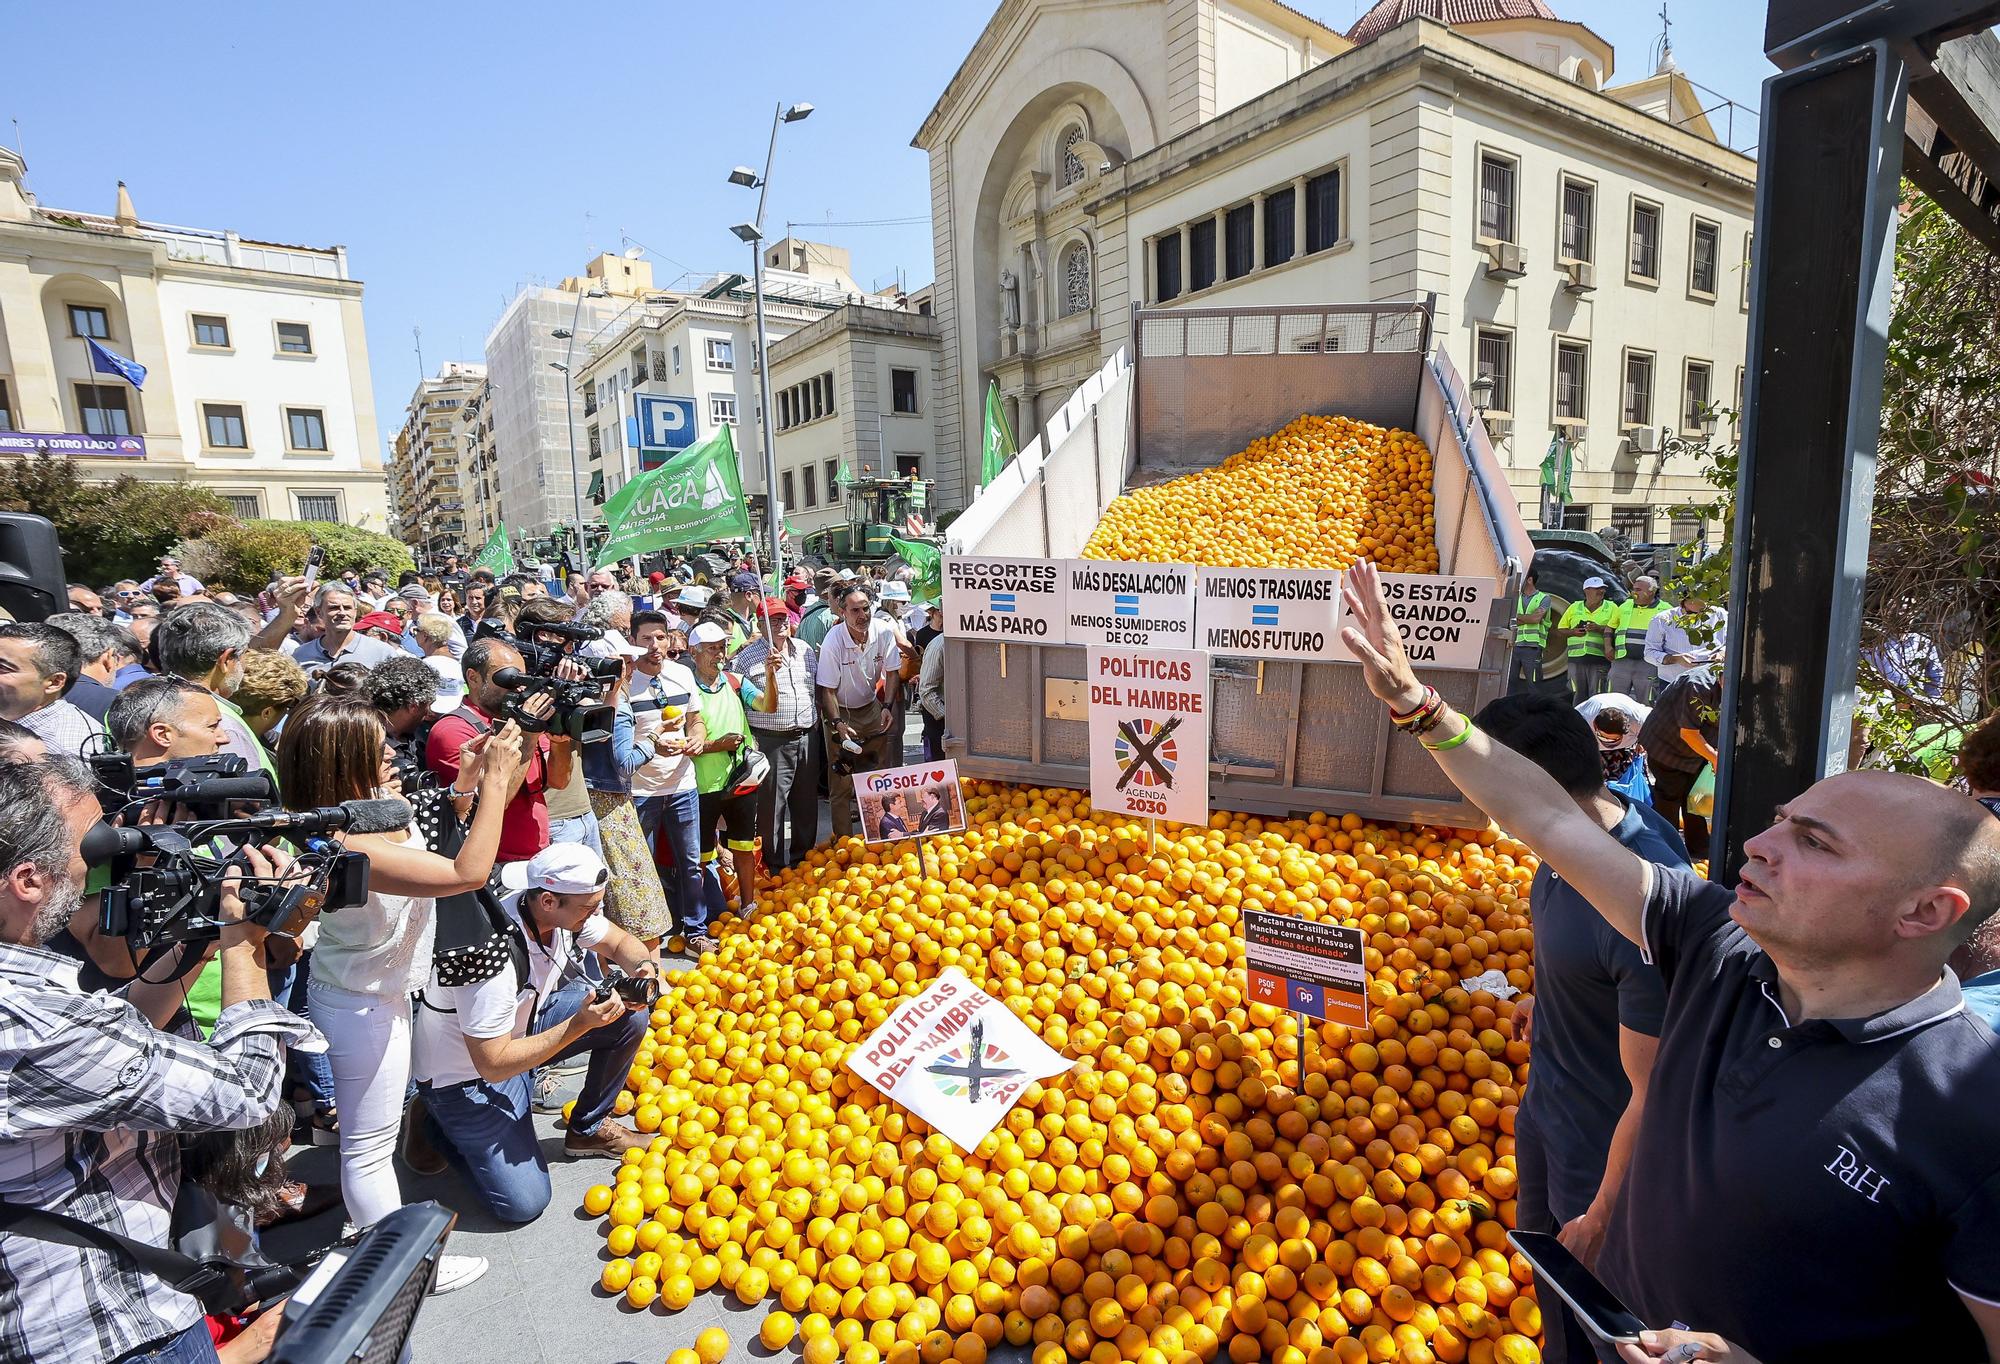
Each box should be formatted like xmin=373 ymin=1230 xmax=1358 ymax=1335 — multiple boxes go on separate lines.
xmin=1676 ymin=187 xmax=2000 ymax=773
xmin=187 ymin=519 xmax=413 ymax=592
xmin=0 ymin=454 xmax=232 ymax=586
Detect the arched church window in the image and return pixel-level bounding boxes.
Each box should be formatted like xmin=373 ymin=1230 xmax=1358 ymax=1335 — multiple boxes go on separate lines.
xmin=1060 ymin=126 xmax=1086 ymax=186
xmin=1061 ymin=242 xmax=1092 ymax=317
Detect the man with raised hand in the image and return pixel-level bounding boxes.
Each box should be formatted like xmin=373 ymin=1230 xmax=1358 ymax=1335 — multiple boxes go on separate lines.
xmin=1338 ymin=559 xmax=2000 ymax=1364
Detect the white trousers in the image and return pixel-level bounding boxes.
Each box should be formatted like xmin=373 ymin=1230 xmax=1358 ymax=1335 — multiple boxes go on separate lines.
xmin=308 ymin=978 xmax=411 ymax=1229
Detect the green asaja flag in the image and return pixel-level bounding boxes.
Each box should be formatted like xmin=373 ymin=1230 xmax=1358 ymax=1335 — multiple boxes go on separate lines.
xmin=981 ymin=380 xmax=1016 ymax=487
xmin=596 ymin=426 xmax=752 ymax=567
xmin=1540 ymin=433 xmax=1574 ymax=505
xmin=888 ymin=534 xmax=941 ymax=599
xmin=471 ymin=522 xmax=515 ymax=575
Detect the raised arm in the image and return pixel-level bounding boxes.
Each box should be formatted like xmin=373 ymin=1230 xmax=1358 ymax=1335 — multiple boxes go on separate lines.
xmin=1340 ymin=561 xmax=1654 ymax=945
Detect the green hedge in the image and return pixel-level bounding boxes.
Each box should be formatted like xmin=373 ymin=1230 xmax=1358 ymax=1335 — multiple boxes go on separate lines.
xmin=191 ymin=520 xmax=414 ymax=592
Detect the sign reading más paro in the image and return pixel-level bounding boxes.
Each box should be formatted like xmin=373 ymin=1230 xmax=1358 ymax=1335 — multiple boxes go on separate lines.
xmin=942 ymin=556 xmax=1067 ymax=639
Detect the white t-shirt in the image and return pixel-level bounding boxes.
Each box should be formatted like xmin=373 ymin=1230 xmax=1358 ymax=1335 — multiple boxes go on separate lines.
xmin=411 ymin=892 xmax=614 ymax=1088
xmin=313 ymin=825 xmax=434 ymax=996
xmin=628 ymin=659 xmax=701 ymax=797
xmin=816 ymin=618 xmax=900 ymax=709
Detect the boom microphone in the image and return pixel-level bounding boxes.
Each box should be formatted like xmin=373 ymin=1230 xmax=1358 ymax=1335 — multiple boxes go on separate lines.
xmin=264 ymin=798 xmax=414 ymax=836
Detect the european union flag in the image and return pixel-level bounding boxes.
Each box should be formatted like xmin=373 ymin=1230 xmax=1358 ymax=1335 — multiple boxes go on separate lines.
xmin=85 ymin=338 xmax=146 ymax=390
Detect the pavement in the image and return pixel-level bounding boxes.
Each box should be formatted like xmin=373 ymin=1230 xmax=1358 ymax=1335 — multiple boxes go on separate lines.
xmin=285 ymin=707 xmax=1018 ymax=1363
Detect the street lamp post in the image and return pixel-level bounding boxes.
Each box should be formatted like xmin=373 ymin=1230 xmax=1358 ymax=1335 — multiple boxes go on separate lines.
xmin=552 ymin=285 xmax=609 ymax=574
xmin=730 ymin=99 xmax=813 ymax=581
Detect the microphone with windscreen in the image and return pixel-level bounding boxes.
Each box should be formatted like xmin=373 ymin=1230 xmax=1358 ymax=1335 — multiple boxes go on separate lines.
xmin=83 ymin=798 xmax=413 ymax=866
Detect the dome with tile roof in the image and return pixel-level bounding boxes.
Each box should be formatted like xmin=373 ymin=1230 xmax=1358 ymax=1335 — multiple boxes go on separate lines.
xmin=1347 ymin=0 xmax=1561 ymax=46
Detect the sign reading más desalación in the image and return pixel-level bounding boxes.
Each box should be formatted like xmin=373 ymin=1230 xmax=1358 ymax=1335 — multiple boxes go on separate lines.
xmin=1064 ymin=560 xmax=1197 ymax=648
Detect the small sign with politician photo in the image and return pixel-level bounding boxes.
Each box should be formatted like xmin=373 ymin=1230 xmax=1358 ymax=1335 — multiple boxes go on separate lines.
xmin=854 ymin=760 xmax=968 ymax=844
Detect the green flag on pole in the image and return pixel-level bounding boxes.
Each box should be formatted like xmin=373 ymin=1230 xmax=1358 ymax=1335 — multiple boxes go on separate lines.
xmin=888 ymin=534 xmax=941 ymax=599
xmin=471 ymin=522 xmax=515 ymax=575
xmin=1539 ymin=433 xmax=1574 ymax=505
xmin=981 ymin=380 xmax=1016 ymax=487
xmin=595 ymin=426 xmax=753 ymax=567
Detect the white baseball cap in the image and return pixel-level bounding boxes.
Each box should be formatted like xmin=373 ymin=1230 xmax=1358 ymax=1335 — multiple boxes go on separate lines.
xmin=687 ymin=621 xmax=731 ymax=647
xmin=601 ymin=628 xmax=648 ymax=659
xmin=499 ymin=843 xmax=610 ymax=894
xmin=1582 ymin=576 xmax=1608 ymax=590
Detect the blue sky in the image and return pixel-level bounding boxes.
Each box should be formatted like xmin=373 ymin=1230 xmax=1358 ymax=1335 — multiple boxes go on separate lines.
xmin=2 ymin=0 xmax=1768 ymax=459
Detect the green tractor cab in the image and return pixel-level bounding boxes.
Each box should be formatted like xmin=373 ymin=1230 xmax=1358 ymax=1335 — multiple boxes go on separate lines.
xmin=801 ymin=473 xmax=941 ymax=568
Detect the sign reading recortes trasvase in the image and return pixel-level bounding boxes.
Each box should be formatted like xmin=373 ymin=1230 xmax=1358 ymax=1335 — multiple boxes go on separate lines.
xmin=1195 ymin=568 xmax=1344 ymax=661
xmin=1065 ymin=560 xmax=1197 ymax=648
xmin=942 ymin=556 xmax=1067 ymax=640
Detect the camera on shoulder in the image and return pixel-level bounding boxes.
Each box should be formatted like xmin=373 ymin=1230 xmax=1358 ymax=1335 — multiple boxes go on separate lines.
xmin=487 ymin=629 xmax=616 ymax=744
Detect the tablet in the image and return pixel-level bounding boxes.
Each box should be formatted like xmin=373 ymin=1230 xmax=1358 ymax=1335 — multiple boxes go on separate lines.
xmin=1507 ymin=1230 xmax=1648 ymax=1345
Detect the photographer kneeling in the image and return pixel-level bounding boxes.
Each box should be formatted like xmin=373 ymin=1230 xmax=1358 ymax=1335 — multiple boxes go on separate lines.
xmin=410 ymin=845 xmax=653 ymax=1223
xmin=0 ymin=756 xmax=315 ymax=1364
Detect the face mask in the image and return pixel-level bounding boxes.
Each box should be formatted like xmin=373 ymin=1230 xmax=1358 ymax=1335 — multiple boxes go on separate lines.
xmin=253 ymin=1153 xmax=272 ymax=1177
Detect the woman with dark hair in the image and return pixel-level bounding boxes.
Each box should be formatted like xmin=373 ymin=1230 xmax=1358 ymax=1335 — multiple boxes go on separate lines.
xmin=315 ymin=660 xmax=373 ymax=700
xmin=276 ymin=695 xmax=525 ymax=1294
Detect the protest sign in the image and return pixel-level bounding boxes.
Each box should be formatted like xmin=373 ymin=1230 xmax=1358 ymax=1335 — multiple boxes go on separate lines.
xmin=1333 ymin=573 xmax=1497 ymax=669
xmin=1195 ymin=567 xmax=1344 ymax=661
xmin=855 ymin=760 xmax=967 ymax=844
xmin=846 ymin=968 xmax=1074 ymax=1151
xmin=1242 ymin=909 xmax=1368 ymax=1025
xmin=1086 ymin=646 xmax=1209 ymax=825
xmin=942 ymin=556 xmax=1067 ymax=640
xmin=1064 ymin=560 xmax=1198 ymax=648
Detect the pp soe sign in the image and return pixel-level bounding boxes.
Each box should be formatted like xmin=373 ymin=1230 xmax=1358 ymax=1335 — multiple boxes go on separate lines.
xmin=1334 ymin=573 xmax=1497 ymax=670
xmin=845 ymin=967 xmax=1073 ymax=1151
xmin=1086 ymin=646 xmax=1209 ymax=826
xmin=1195 ymin=568 xmax=1343 ymax=661
xmin=942 ymin=556 xmax=1066 ymax=640
xmin=854 ymin=760 xmax=967 ymax=844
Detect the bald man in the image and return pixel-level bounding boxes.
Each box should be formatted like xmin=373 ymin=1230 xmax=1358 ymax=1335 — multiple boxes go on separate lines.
xmin=1339 ymin=560 xmax=2000 ymax=1364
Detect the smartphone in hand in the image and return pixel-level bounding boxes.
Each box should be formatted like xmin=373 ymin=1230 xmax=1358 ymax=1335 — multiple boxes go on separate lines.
xmin=303 ymin=544 xmax=326 ymax=588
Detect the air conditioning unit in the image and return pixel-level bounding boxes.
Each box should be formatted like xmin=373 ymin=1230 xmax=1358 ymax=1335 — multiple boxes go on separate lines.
xmin=1561 ymin=259 xmax=1597 ymax=294
xmin=1482 ymin=240 xmax=1526 ymax=280
xmin=1630 ymin=426 xmax=1663 ymax=454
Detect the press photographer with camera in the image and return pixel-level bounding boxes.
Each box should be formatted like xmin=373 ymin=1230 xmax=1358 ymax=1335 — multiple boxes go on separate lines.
xmin=409 ymin=844 xmax=654 ymax=1223
xmin=423 ymin=639 xmax=567 ymax=872
xmin=275 ymin=696 xmax=526 ymax=1295
xmin=0 ymin=756 xmax=316 ymax=1364
xmin=512 ymin=599 xmax=617 ymax=856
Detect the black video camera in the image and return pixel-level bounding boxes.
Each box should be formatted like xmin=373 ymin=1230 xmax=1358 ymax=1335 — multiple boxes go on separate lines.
xmin=487 ymin=629 xmax=616 ymax=744
xmin=88 ymin=752 xmax=276 ymax=818
xmin=592 ymin=964 xmax=661 ymax=1010
xmin=86 ymin=799 xmax=409 ymax=961
xmin=514 ymin=621 xmax=623 ymax=683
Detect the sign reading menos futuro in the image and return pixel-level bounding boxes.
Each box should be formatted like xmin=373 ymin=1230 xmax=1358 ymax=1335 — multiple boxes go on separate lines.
xmin=1334 ymin=573 xmax=1497 ymax=670
xmin=1064 ymin=560 xmax=1197 ymax=648
xmin=1196 ymin=568 xmax=1344 ymax=661
xmin=943 ymin=556 xmax=1067 ymax=639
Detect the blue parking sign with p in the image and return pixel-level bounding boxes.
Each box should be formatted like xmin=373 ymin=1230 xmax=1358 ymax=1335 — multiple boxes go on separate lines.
xmin=632 ymin=394 xmax=697 ymax=464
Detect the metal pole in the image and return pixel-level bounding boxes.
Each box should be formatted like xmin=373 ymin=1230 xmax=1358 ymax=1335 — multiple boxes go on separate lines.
xmin=752 ymin=102 xmax=785 ymax=585
xmin=562 ymin=292 xmax=587 ymax=564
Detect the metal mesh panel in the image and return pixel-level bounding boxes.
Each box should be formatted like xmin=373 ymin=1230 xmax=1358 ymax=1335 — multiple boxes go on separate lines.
xmin=1383 ymin=670 xmax=1484 ymax=800
xmin=965 ymin=642 xmax=1032 ymax=761
xmin=1279 ymin=314 xmax=1325 ymax=353
xmin=1292 ymin=664 xmax=1385 ymax=791
xmin=1325 ymin=314 xmax=1372 ymax=354
xmin=1188 ymin=317 xmax=1231 ymax=356
xmin=1139 ymin=316 xmax=1185 ymax=357
xmin=1231 ymin=315 xmax=1277 ymax=355
xmin=1211 ymin=662 xmax=1297 ymax=780
xmin=358 ymin=1270 xmax=431 ymax=1364
xmin=1042 ymin=647 xmax=1089 ymax=765
xmin=1375 ymin=311 xmax=1425 ymax=352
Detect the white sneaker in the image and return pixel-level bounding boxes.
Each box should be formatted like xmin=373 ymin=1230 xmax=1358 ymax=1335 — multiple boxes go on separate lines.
xmin=430 ymin=1253 xmax=489 ymax=1295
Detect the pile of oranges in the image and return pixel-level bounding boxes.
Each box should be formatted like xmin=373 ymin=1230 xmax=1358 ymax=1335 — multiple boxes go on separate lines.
xmin=1080 ymin=415 xmax=1441 ymax=573
xmin=582 ymin=783 xmax=1543 ymax=1364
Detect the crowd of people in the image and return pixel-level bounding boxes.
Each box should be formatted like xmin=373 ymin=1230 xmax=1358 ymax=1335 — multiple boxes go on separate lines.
xmin=0 ymin=548 xmax=949 ymax=1363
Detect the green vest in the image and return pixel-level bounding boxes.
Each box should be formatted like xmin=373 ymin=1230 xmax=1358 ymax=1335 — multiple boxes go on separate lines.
xmin=1514 ymin=591 xmax=1550 ymax=649
xmin=691 ymin=672 xmax=752 ymax=793
xmin=1560 ymin=600 xmax=1620 ymax=659
xmin=1615 ymin=601 xmax=1668 ymax=660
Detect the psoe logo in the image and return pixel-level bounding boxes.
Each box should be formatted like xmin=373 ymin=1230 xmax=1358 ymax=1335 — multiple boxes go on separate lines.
xmin=1824 ymin=1143 xmax=1890 ymax=1203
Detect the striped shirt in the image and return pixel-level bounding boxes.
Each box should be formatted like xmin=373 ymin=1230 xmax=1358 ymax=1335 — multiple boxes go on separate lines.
xmin=731 ymin=637 xmax=819 ymax=731
xmin=628 ymin=661 xmax=700 ymax=798
xmin=0 ymin=942 xmax=316 ymax=1364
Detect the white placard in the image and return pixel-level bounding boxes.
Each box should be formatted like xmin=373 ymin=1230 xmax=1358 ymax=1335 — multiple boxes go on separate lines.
xmin=846 ymin=968 xmax=1074 ymax=1152
xmin=1195 ymin=567 xmax=1344 ymax=661
xmin=1063 ymin=560 xmax=1198 ymax=648
xmin=1086 ymin=646 xmax=1210 ymax=825
xmin=854 ymin=760 xmax=968 ymax=844
xmin=942 ymin=555 xmax=1067 ymax=641
xmin=1333 ymin=573 xmax=1498 ymax=670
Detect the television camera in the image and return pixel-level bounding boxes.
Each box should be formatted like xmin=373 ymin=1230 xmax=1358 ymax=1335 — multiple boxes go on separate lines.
xmin=490 ymin=622 xmax=617 ymax=744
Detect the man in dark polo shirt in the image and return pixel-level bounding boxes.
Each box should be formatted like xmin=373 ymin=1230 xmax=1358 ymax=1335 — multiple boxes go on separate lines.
xmin=1337 ymin=560 xmax=2000 ymax=1364
xmin=425 ymin=638 xmax=568 ymax=868
xmin=1476 ymin=693 xmax=1680 ymax=1364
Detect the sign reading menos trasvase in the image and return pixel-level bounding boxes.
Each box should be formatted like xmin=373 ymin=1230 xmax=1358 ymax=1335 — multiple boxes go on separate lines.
xmin=1196 ymin=568 xmax=1343 ymax=661
xmin=1333 ymin=573 xmax=1497 ymax=670
xmin=1065 ymin=560 xmax=1197 ymax=648
xmin=943 ymin=556 xmax=1067 ymax=639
